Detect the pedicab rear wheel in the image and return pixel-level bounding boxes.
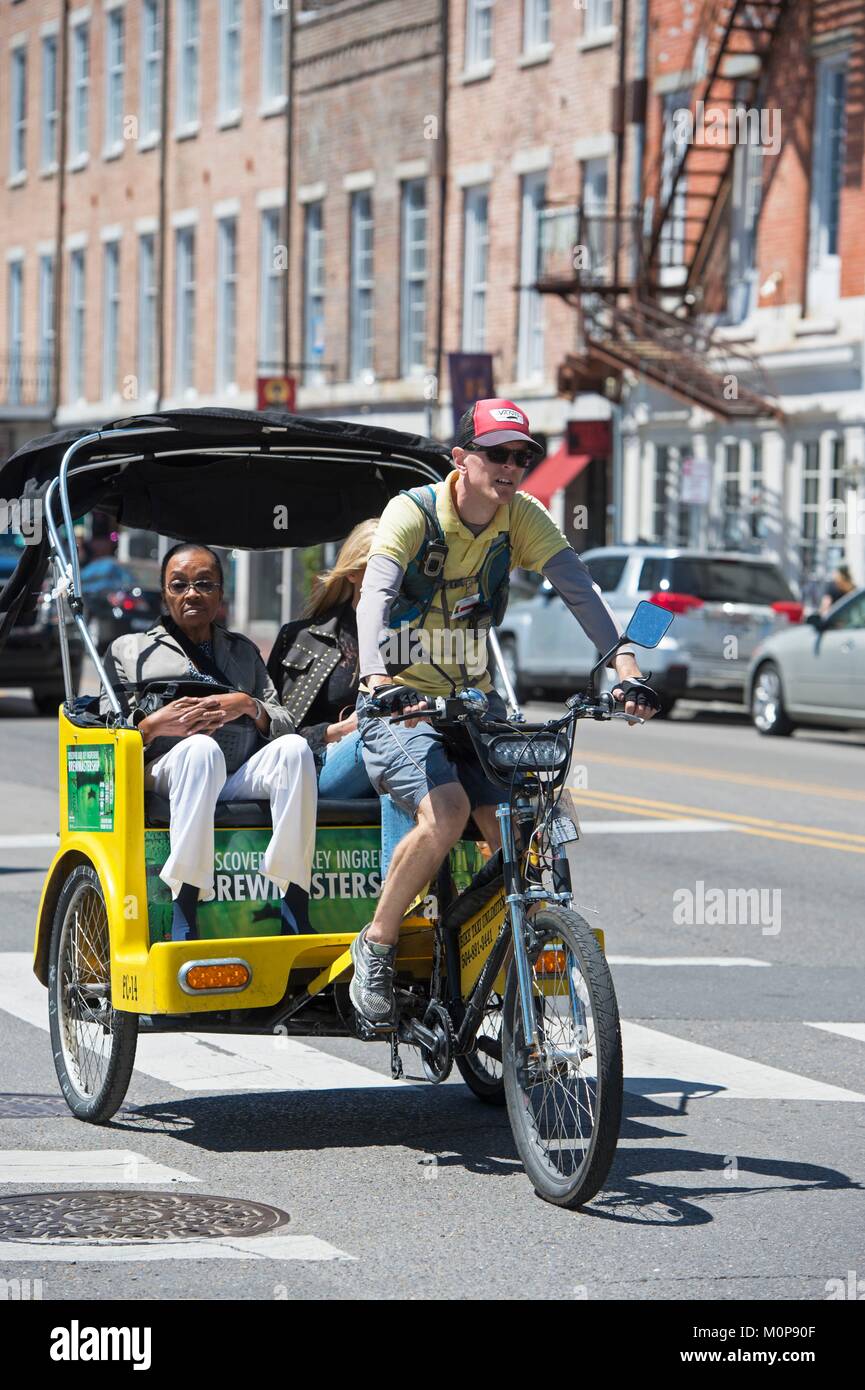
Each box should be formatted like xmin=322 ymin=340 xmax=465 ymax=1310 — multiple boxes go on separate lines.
xmin=455 ymin=991 xmax=506 ymax=1105
xmin=48 ymin=864 xmax=138 ymax=1122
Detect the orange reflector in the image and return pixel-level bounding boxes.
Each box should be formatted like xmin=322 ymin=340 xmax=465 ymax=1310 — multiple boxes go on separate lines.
xmin=184 ymin=963 xmax=250 ymax=992
xmin=535 ymin=948 xmax=566 ymax=976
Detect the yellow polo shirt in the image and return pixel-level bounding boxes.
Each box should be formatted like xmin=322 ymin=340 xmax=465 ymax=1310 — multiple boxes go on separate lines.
xmin=369 ymin=470 xmax=570 ymax=696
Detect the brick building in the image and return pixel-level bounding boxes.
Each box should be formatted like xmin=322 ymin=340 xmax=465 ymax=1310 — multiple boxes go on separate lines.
xmin=2 ymin=1 xmax=864 ymax=641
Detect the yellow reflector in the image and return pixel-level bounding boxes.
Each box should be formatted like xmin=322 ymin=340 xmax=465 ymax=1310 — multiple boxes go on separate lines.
xmin=185 ymin=963 xmax=250 ymax=991
xmin=535 ymin=948 xmax=566 ymax=977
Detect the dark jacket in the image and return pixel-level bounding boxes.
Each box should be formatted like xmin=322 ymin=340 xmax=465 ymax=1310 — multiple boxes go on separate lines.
xmin=267 ymin=602 xmax=359 ymax=771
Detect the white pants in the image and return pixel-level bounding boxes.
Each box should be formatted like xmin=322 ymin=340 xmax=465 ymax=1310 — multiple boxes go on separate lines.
xmin=145 ymin=733 xmax=317 ymax=901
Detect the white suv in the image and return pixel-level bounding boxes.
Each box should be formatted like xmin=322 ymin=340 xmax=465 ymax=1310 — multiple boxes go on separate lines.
xmin=496 ymin=546 xmax=803 ymax=712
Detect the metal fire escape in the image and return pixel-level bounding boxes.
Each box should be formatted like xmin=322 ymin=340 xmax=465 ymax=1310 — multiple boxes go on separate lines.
xmin=538 ymin=0 xmax=790 ymax=421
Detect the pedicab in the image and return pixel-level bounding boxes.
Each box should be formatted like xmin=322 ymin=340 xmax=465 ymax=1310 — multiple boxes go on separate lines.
xmin=0 ymin=408 xmax=672 ymax=1209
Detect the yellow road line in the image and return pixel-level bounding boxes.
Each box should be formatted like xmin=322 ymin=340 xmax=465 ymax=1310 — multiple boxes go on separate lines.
xmin=570 ymin=750 xmax=865 ymax=804
xmin=569 ymin=787 xmax=865 ymax=853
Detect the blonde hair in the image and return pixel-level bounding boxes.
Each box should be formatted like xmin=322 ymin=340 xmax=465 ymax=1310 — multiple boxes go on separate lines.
xmin=306 ymin=517 xmax=380 ymax=619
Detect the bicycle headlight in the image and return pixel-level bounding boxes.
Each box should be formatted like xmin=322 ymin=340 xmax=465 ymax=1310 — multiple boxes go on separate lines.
xmin=488 ymin=734 xmax=569 ymax=774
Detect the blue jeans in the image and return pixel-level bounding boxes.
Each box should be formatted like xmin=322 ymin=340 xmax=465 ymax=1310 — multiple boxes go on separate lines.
xmin=318 ymin=729 xmax=413 ymax=881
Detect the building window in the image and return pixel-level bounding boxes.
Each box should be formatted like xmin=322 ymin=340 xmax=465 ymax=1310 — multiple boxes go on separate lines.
xmin=585 ymin=0 xmax=614 ymax=34
xmin=71 ymin=23 xmax=90 ymax=161
xmin=727 ymin=110 xmax=763 ymax=325
xmin=37 ymin=253 xmax=55 ymax=403
xmin=174 ymin=227 xmax=196 ymax=394
xmin=808 ymin=52 xmax=848 ymax=309
xmin=466 ymin=0 xmax=494 ymax=69
xmin=219 ymin=0 xmax=242 ymax=122
xmin=68 ymin=248 xmax=87 ymax=401
xmin=400 ymin=180 xmax=427 ymax=378
xmin=177 ymin=0 xmax=200 ymax=131
xmin=660 ymin=89 xmax=689 ymax=276
xmin=349 ymin=190 xmax=374 ymax=380
xmin=216 ymin=217 xmax=238 ymax=391
xmin=102 ymin=240 xmax=121 ymax=399
xmin=10 ymin=46 xmax=27 ymax=178
xmin=303 ymin=202 xmax=325 ymax=385
xmin=137 ymin=233 xmax=157 ymax=398
xmin=652 ymin=446 xmax=690 ymax=544
xmin=462 ymin=184 xmax=489 ymax=350
xmin=41 ymin=35 xmax=59 ymax=169
xmin=261 ymin=0 xmax=287 ymax=106
xmin=140 ymin=0 xmax=161 ymax=143
xmin=7 ymin=262 xmax=24 ymax=406
xmin=517 ymin=172 xmax=546 ymax=381
xmin=523 ymin=0 xmax=550 ymax=51
xmin=800 ymin=440 xmax=821 ymax=578
xmin=749 ymin=441 xmax=763 ymax=540
xmin=581 ymin=156 xmax=611 ymax=284
xmin=259 ymin=207 xmax=285 ymax=371
xmin=104 ymin=8 xmax=125 ymax=153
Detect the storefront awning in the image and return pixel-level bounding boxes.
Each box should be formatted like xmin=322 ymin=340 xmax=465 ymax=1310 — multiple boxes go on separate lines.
xmin=519 ymin=445 xmax=591 ymax=508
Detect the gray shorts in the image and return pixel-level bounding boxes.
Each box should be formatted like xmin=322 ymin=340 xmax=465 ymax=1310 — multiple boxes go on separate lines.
xmin=356 ymin=689 xmax=507 ymax=817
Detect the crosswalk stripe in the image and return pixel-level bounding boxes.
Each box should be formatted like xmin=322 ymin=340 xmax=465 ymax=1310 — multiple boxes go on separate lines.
xmin=579 ymin=818 xmax=733 ymax=835
xmin=0 ymin=1235 xmax=354 ymax=1263
xmin=804 ymin=1022 xmax=865 ymax=1044
xmin=621 ymin=1022 xmax=865 ymax=1103
xmin=609 ymin=956 xmax=770 ymax=967
xmin=0 ymin=1150 xmax=198 ymax=1184
xmin=0 ymin=834 xmax=57 ymax=849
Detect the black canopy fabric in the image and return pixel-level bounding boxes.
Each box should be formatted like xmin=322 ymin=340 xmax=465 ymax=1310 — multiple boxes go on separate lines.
xmin=0 ymin=407 xmax=451 ymax=648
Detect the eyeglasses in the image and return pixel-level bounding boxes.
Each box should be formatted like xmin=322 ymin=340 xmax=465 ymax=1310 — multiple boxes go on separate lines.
xmin=166 ymin=579 xmax=220 ymax=596
xmin=476 ymin=445 xmax=533 ymax=469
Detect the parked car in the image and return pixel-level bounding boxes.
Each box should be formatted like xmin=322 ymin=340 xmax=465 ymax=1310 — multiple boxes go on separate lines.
xmin=80 ymin=558 xmax=162 ymax=652
xmin=0 ymin=534 xmax=83 ymax=714
xmin=496 ymin=545 xmax=803 ymax=712
xmin=748 ymin=585 xmax=865 ymax=735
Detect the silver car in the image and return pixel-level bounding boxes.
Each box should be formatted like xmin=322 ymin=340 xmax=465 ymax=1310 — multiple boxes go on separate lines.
xmin=497 ymin=546 xmax=802 ymax=711
xmin=748 ymin=586 xmax=865 ymax=735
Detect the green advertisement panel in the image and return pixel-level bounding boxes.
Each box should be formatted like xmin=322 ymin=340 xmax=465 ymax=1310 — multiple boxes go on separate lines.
xmin=67 ymin=745 xmax=115 ymax=832
xmin=145 ymin=825 xmax=486 ymax=945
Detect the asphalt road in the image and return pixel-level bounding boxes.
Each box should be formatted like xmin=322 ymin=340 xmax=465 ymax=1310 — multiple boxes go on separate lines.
xmin=0 ymin=688 xmax=863 ymax=1301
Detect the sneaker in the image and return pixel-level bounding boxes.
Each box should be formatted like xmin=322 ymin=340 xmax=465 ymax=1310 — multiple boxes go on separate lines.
xmin=349 ymin=926 xmax=397 ymax=1031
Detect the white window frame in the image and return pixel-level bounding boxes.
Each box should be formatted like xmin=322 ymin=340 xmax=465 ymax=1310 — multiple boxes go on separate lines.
xmin=174 ymin=226 xmax=196 ymax=395
xmin=349 ymin=190 xmax=375 ymax=381
xmin=808 ymin=50 xmax=848 ymax=310
xmin=10 ymin=45 xmax=28 ymax=180
xmin=176 ymin=0 xmax=200 ymax=135
xmin=523 ymin=0 xmax=550 ymax=53
xmin=104 ymin=6 xmax=125 ymax=157
xmin=37 ymin=252 xmax=55 ymax=403
xmin=727 ymin=91 xmax=764 ymax=326
xmin=219 ymin=0 xmax=243 ymax=126
xmin=261 ymin=0 xmax=288 ymax=110
xmin=70 ymin=20 xmax=90 ymax=165
xmin=137 ymin=232 xmax=157 ymax=399
xmin=585 ymin=0 xmax=614 ymax=36
xmin=259 ymin=207 xmax=285 ymax=372
xmin=139 ymin=0 xmax=161 ymax=146
xmin=400 ymin=180 xmax=428 ymax=378
xmin=659 ymin=88 xmax=689 ymax=285
xmin=7 ymin=260 xmax=24 ymax=405
xmin=102 ymin=238 xmax=121 ymax=399
xmin=465 ymin=0 xmax=494 ymax=71
xmin=517 ymin=172 xmax=546 ymax=381
xmin=462 ymin=184 xmax=489 ymax=351
xmin=68 ymin=247 xmax=87 ymax=402
xmin=303 ymin=201 xmax=325 ymax=385
xmin=216 ymin=216 xmax=238 ymax=392
xmin=41 ymin=34 xmax=59 ymax=171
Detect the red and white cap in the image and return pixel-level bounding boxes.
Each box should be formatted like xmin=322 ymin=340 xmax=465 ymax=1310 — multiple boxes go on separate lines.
xmin=456 ymin=398 xmax=544 ymax=455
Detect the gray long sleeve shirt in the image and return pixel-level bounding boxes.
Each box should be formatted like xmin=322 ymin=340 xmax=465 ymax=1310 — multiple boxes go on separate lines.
xmin=358 ymin=548 xmax=633 ymax=682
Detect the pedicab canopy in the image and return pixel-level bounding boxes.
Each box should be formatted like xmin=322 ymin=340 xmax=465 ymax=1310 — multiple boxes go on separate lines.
xmin=0 ymin=407 xmax=451 ymax=646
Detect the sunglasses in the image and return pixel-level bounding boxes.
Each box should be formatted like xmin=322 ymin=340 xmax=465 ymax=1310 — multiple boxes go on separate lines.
xmin=166 ymin=579 xmax=220 ymax=596
xmin=474 ymin=445 xmax=534 ymax=469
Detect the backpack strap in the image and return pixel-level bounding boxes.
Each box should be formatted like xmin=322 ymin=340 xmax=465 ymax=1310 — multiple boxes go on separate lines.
xmin=400 ymin=485 xmax=448 ymax=581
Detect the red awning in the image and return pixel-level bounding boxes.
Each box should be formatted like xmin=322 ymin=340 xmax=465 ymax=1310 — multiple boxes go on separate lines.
xmin=519 ymin=445 xmax=591 ymax=509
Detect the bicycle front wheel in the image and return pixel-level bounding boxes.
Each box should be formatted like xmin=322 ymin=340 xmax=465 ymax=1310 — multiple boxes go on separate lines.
xmin=502 ymin=906 xmax=622 ymax=1208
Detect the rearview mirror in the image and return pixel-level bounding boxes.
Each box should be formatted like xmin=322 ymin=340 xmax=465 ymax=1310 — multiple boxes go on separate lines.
xmin=625 ymin=600 xmax=674 ymax=649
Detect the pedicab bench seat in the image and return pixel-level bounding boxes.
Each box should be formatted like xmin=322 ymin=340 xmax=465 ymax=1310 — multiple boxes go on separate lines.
xmin=143 ymin=793 xmax=383 ymax=829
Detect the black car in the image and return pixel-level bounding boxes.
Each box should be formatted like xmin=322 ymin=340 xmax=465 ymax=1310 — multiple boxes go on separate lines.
xmin=0 ymin=534 xmax=83 ymax=714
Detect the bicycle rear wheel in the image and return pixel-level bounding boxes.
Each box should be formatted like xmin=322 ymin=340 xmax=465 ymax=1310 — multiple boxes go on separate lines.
xmin=502 ymin=906 xmax=622 ymax=1208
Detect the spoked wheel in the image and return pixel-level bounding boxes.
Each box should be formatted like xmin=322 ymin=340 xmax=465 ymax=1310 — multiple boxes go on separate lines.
xmin=502 ymin=906 xmax=622 ymax=1208
xmin=456 ymin=991 xmax=505 ymax=1105
xmin=48 ymin=865 xmax=138 ymax=1122
xmin=751 ymin=661 xmax=794 ymax=736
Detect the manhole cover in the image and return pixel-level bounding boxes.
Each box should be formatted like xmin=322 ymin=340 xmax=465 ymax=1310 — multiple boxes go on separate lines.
xmin=0 ymin=1192 xmax=291 ymax=1243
